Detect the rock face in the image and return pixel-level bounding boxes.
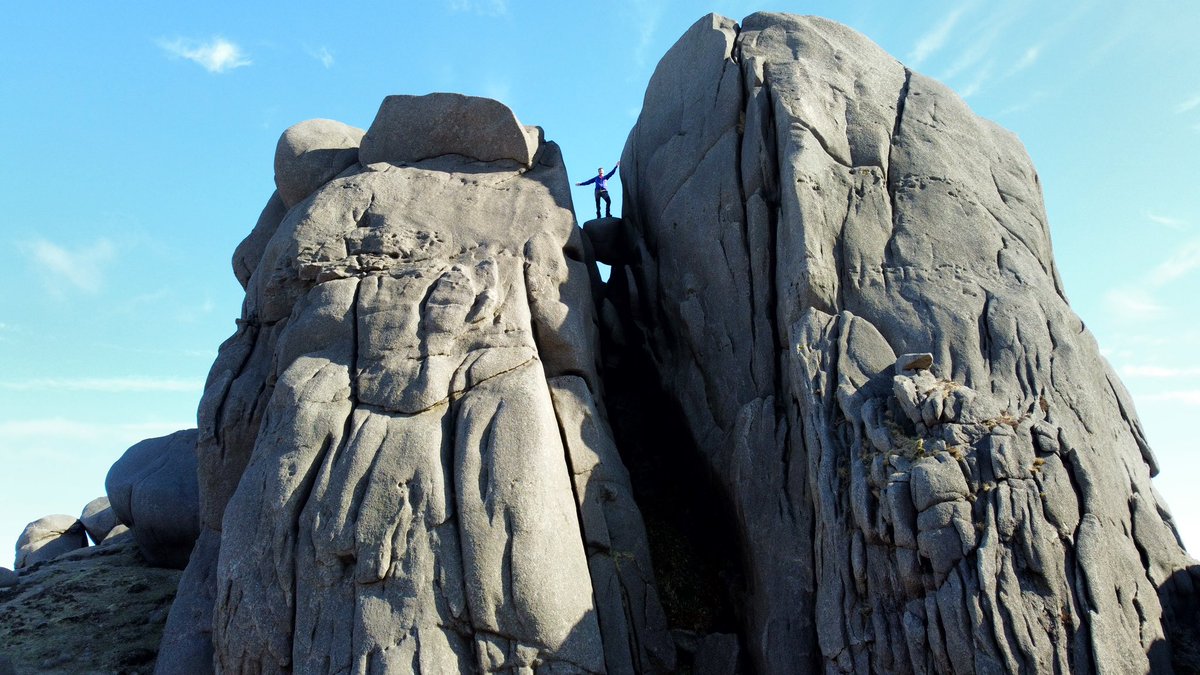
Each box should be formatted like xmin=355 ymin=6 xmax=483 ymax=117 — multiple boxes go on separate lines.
xmin=80 ymin=496 xmax=120 ymax=544
xmin=14 ymin=515 xmax=87 ymax=569
xmin=106 ymin=429 xmax=201 ymax=569
xmin=274 ymin=119 xmax=365 ymax=209
xmin=0 ymin=537 xmax=181 ymax=673
xmin=611 ymin=11 xmax=1198 ymax=674
xmin=158 ymin=94 xmax=673 ymax=673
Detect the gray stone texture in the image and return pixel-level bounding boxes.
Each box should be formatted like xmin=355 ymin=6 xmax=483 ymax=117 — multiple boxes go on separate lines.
xmin=158 ymin=98 xmax=673 ymax=674
xmin=359 ymin=93 xmax=541 ymax=168
xmin=0 ymin=536 xmax=180 ymax=673
xmin=614 ymin=11 xmax=1197 ymax=674
xmin=105 ymin=429 xmax=201 ymax=569
xmin=274 ymin=119 xmax=364 ymax=209
xmin=0 ymin=568 xmax=16 ymax=589
xmin=13 ymin=515 xmax=87 ymax=569
xmin=80 ymin=495 xmax=119 ymax=544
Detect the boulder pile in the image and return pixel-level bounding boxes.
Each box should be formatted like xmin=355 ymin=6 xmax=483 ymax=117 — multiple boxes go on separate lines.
xmin=3 ymin=11 xmax=1198 ymax=675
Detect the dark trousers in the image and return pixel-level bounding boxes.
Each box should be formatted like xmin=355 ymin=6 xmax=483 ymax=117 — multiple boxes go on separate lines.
xmin=595 ymin=189 xmax=611 ymax=218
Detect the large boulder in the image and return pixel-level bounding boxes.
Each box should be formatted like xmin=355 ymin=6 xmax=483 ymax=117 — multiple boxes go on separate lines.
xmin=359 ymin=93 xmax=541 ymax=168
xmin=614 ymin=11 xmax=1197 ymax=674
xmin=80 ymin=496 xmax=119 ymax=544
xmin=14 ymin=515 xmax=87 ymax=569
xmin=105 ymin=429 xmax=201 ymax=569
xmin=273 ymin=119 xmax=364 ymax=209
xmin=158 ymin=96 xmax=673 ymax=674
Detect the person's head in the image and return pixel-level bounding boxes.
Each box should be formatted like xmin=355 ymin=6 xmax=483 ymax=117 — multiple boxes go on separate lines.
xmin=598 ymin=167 xmax=604 ymax=175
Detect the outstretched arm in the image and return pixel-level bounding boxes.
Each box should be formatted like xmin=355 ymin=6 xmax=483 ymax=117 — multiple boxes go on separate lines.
xmin=577 ymin=176 xmax=598 ymax=187
xmin=603 ymin=162 xmax=620 ymax=180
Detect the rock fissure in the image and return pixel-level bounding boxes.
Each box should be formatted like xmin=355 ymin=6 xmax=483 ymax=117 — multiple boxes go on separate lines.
xmin=43 ymin=13 xmax=1185 ymax=675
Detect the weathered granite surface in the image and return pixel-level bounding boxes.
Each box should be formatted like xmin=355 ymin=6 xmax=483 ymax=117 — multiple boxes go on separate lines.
xmin=613 ymin=11 xmax=1198 ymax=674
xmin=106 ymin=429 xmax=201 ymax=570
xmin=13 ymin=515 xmax=86 ymax=570
xmin=0 ymin=538 xmax=180 ymax=674
xmin=157 ymin=94 xmax=673 ymax=674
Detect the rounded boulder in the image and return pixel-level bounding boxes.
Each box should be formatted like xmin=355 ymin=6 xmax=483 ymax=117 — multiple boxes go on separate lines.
xmin=105 ymin=429 xmax=201 ymax=569
xmin=274 ymin=119 xmax=364 ymax=208
xmin=14 ymin=515 xmax=88 ymax=569
xmin=79 ymin=496 xmax=119 ymax=544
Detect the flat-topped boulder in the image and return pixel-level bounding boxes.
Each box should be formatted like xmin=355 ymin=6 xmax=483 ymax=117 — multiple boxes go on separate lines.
xmin=359 ymin=93 xmax=540 ymax=168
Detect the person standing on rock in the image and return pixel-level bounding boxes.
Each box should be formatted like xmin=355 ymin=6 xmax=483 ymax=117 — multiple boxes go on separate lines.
xmin=576 ymin=162 xmax=619 ymax=219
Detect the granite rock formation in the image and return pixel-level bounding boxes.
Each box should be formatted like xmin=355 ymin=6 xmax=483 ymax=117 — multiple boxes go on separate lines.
xmin=608 ymin=11 xmax=1198 ymax=674
xmin=157 ymin=93 xmax=673 ymax=674
xmin=0 ymin=537 xmax=181 ymax=674
xmin=23 ymin=10 xmax=1183 ymax=674
xmin=106 ymin=429 xmax=202 ymax=569
xmin=80 ymin=496 xmax=120 ymax=544
xmin=13 ymin=515 xmax=87 ymax=570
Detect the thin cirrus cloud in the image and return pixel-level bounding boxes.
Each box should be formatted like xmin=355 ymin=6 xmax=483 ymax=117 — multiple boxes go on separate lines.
xmin=1146 ymin=212 xmax=1189 ymax=230
xmin=445 ymin=0 xmax=508 ymax=16
xmin=1105 ymin=237 xmax=1200 ymax=319
xmin=1174 ymin=94 xmax=1200 ymax=115
xmin=26 ymin=238 xmax=115 ymax=295
xmin=1120 ymin=365 xmax=1200 ymax=378
xmin=159 ymin=36 xmax=251 ymax=74
xmin=1147 ymin=238 xmax=1200 ymax=286
xmin=1139 ymin=391 xmax=1200 ymax=406
xmin=308 ymin=46 xmax=335 ymax=69
xmin=909 ymin=5 xmax=971 ymax=67
xmin=0 ymin=376 xmax=204 ymax=393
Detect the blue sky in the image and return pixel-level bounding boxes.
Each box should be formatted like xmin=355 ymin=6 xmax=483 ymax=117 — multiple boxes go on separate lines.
xmin=1 ymin=1 xmax=1197 ymax=567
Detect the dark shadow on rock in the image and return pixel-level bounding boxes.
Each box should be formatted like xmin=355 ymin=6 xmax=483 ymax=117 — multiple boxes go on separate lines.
xmin=599 ymin=261 xmax=748 ymax=657
xmin=1154 ymin=563 xmax=1200 ymax=674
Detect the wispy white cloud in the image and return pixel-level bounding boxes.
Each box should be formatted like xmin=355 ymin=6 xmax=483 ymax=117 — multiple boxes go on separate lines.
xmin=909 ymin=5 xmax=970 ymax=67
xmin=1139 ymin=391 xmax=1200 ymax=406
xmin=938 ymin=1 xmax=1029 ymax=90
xmin=445 ymin=0 xmax=508 ymax=16
xmin=1004 ymin=44 xmax=1043 ymax=78
xmin=993 ymin=90 xmax=1049 ymax=118
xmin=1104 ymin=287 xmax=1167 ymax=320
xmin=959 ymin=59 xmax=995 ymax=98
xmin=1147 ymin=212 xmax=1189 ymax=230
xmin=1147 ymin=238 xmax=1200 ymax=286
xmin=481 ymin=78 xmax=513 ymax=104
xmin=1120 ymin=365 xmax=1200 ymax=378
xmin=1105 ymin=236 xmax=1200 ymax=319
xmin=0 ymin=376 xmax=204 ymax=393
xmin=1174 ymin=94 xmax=1200 ymax=115
xmin=629 ymin=0 xmax=666 ymax=72
xmin=25 ymin=238 xmax=115 ymax=295
xmin=159 ymin=36 xmax=251 ymax=74
xmin=309 ymin=46 xmax=334 ymax=69
xmin=0 ymin=418 xmax=191 ymax=452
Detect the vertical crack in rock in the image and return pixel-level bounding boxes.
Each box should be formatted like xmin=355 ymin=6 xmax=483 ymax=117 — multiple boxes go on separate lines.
xmin=152 ymin=14 xmax=1199 ymax=675
xmin=618 ymin=10 xmax=1197 ymax=675
xmin=159 ymin=94 xmax=675 ymax=674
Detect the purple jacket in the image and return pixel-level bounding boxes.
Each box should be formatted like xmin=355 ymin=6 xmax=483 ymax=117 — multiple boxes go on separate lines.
xmin=577 ymin=165 xmax=618 ymax=192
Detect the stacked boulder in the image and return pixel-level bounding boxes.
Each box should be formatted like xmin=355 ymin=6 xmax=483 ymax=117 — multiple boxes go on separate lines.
xmin=157 ymin=94 xmax=674 ymax=673
xmin=105 ymin=429 xmax=201 ymax=569
xmin=13 ymin=515 xmax=87 ymax=570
